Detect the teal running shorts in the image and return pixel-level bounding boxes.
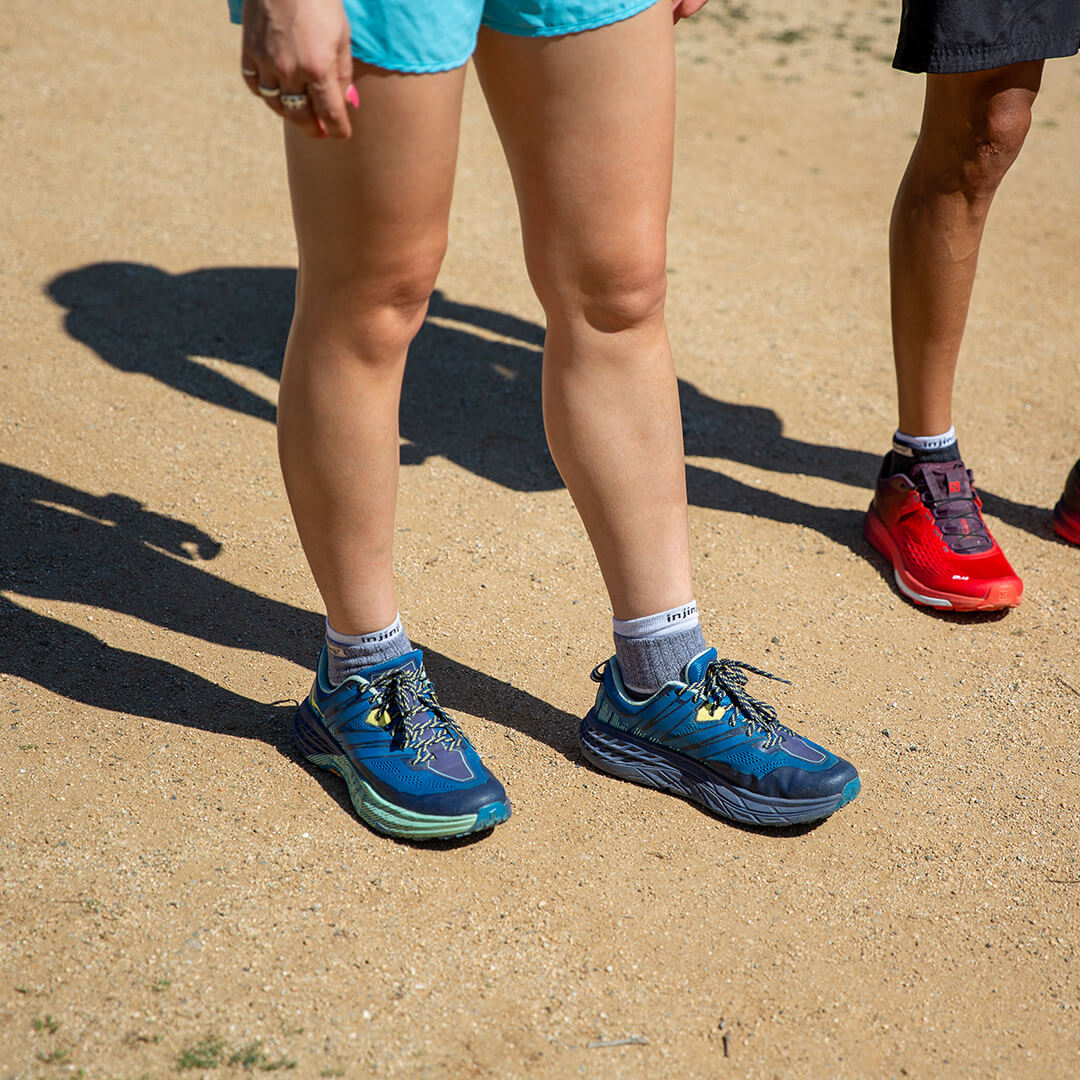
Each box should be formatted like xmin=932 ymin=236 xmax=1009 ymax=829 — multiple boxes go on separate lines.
xmin=228 ymin=0 xmax=659 ymax=73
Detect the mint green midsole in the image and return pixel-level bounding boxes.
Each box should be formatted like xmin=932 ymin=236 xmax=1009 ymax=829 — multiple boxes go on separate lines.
xmin=307 ymin=753 xmax=484 ymax=839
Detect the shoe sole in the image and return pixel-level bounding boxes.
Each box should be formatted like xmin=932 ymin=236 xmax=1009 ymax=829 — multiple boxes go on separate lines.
xmin=579 ymin=711 xmax=859 ymax=827
xmin=294 ymin=705 xmax=510 ymax=841
xmin=864 ymin=505 xmax=1021 ymax=612
xmin=1053 ymin=502 xmax=1080 ymax=546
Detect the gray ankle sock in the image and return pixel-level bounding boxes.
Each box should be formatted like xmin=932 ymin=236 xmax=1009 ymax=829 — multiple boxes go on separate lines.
xmin=613 ymin=602 xmax=707 ymax=696
xmin=326 ymin=615 xmax=412 ymax=686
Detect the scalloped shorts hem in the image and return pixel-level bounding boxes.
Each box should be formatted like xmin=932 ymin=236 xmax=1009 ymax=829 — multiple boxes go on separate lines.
xmin=227 ymin=0 xmax=661 ymax=73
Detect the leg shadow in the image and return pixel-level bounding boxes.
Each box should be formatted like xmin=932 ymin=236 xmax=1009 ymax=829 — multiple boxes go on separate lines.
xmin=1 ymin=463 xmax=579 ymax=759
xmin=45 ymin=260 xmax=1052 ymax=557
xmin=687 ymin=463 xmax=867 ymax=555
xmin=0 ymin=596 xmax=296 ymax=751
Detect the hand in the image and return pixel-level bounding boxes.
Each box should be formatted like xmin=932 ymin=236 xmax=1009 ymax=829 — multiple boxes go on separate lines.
xmin=672 ymin=0 xmax=709 ymax=21
xmin=240 ymin=0 xmax=354 ymax=139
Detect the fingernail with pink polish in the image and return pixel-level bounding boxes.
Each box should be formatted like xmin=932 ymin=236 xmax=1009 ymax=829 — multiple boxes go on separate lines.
xmin=345 ymin=84 xmax=359 ymax=109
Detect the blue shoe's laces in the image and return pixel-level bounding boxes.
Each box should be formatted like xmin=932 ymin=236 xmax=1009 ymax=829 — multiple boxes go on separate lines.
xmin=365 ymin=665 xmax=464 ymax=765
xmin=694 ymin=659 xmax=792 ymax=749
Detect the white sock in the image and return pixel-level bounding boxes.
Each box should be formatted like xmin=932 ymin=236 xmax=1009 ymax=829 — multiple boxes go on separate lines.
xmin=892 ymin=427 xmax=957 ymax=455
xmin=325 ymin=614 xmax=412 ymax=685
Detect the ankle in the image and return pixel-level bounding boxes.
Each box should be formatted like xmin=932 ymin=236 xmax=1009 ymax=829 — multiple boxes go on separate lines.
xmin=613 ymin=601 xmax=706 ymax=696
xmin=326 ymin=614 xmax=412 ymax=685
xmin=888 ymin=428 xmax=960 ymax=473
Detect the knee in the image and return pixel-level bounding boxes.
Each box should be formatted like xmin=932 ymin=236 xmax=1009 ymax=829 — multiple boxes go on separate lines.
xmin=533 ymin=244 xmax=668 ymax=335
xmin=295 ymin=257 xmax=442 ymax=367
xmin=957 ymin=88 xmax=1034 ymax=197
xmin=296 ymin=243 xmax=446 ymax=363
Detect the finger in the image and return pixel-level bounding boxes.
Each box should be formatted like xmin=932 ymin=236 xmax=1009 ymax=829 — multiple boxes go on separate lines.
xmin=241 ymin=28 xmax=285 ymax=114
xmin=308 ymin=73 xmax=351 ymax=140
xmin=674 ymin=0 xmax=709 ymax=18
xmin=329 ymin=38 xmax=355 ymax=139
xmin=279 ymin=88 xmax=325 ymax=138
xmin=337 ymin=39 xmax=353 ymax=98
xmin=240 ymin=52 xmax=261 ymax=96
xmin=255 ymin=68 xmax=286 ymax=119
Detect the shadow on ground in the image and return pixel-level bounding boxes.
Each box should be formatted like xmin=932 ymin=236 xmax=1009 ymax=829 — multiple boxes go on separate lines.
xmin=46 ymin=261 xmax=1045 ymax=548
xmin=0 ymin=464 xmax=580 ymax=764
xmin=12 ymin=263 xmax=1055 ymax=833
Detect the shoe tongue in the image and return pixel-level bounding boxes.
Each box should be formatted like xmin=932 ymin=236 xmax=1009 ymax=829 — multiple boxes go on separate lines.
xmin=363 ymin=650 xmax=430 ymax=717
xmin=363 ymin=649 xmax=423 ymax=680
xmin=912 ymin=461 xmax=992 ymax=553
xmin=683 ymin=647 xmax=718 ymax=684
xmin=913 ymin=460 xmax=971 ymax=503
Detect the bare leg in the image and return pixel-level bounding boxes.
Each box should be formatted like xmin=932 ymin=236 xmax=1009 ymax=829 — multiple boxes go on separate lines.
xmin=474 ymin=1 xmax=693 ymax=621
xmin=890 ymin=61 xmax=1042 ymax=436
xmin=276 ymin=65 xmax=466 ymax=636
xmin=471 ymin=4 xmax=859 ymax=818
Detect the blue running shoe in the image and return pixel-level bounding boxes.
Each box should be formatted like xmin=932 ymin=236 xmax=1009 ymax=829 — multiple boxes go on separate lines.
xmin=295 ymin=648 xmax=510 ymax=840
xmin=580 ymin=649 xmax=859 ymax=827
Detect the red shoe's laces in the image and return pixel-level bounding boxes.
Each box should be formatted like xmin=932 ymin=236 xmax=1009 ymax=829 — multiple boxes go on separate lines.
xmin=909 ymin=461 xmax=992 ymax=554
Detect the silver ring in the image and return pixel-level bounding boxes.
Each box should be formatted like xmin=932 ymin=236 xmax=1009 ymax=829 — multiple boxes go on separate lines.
xmin=258 ymin=83 xmax=281 ymax=99
xmin=280 ymin=93 xmax=309 ymax=111
xmin=241 ymin=66 xmax=257 ymax=78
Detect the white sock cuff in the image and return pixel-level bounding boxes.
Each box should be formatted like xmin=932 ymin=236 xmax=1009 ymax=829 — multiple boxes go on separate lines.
xmin=613 ymin=601 xmax=700 ymax=641
xmin=326 ymin=614 xmax=404 ymax=646
xmin=893 ymin=427 xmax=956 ymax=454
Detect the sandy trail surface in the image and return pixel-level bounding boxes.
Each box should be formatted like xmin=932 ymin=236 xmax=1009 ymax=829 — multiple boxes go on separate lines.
xmin=2 ymin=1 xmax=1079 ymax=1077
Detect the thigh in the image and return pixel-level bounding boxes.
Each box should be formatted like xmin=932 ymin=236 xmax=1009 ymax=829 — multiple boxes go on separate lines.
xmin=285 ymin=62 xmax=467 ymax=297
xmin=472 ymin=1 xmax=674 ymax=299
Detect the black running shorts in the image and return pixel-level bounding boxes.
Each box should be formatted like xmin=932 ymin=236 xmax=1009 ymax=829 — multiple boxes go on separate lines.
xmin=894 ymin=0 xmax=1080 ymax=73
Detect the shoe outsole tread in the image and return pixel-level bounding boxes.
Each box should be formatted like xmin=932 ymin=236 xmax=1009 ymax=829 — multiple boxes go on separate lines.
xmin=580 ymin=711 xmax=859 ymax=827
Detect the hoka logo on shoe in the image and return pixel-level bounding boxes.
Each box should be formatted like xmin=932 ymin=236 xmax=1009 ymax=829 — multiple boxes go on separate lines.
xmin=951 ymin=575 xmax=970 ymax=581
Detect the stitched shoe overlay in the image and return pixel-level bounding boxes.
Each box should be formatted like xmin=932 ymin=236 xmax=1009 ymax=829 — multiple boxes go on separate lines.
xmin=579 ymin=649 xmax=860 ymax=827
xmin=295 ymin=648 xmax=510 ymax=840
xmin=864 ymin=455 xmax=1022 ymax=611
xmin=1053 ymin=460 xmax=1080 ymax=546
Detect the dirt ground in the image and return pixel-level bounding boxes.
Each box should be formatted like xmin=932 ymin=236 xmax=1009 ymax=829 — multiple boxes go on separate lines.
xmin=2 ymin=1 xmax=1079 ymax=1077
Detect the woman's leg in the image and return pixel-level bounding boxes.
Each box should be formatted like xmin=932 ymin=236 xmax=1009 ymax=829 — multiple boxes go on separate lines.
xmin=278 ymin=64 xmax=466 ymax=636
xmin=470 ymin=5 xmax=860 ymax=827
xmin=473 ymin=1 xmax=692 ymax=623
xmin=280 ymin=63 xmax=511 ymax=840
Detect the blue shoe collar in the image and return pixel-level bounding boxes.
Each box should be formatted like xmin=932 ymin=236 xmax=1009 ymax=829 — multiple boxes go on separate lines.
xmin=683 ymin=647 xmax=718 ymax=684
xmin=316 ymin=646 xmax=426 ymax=694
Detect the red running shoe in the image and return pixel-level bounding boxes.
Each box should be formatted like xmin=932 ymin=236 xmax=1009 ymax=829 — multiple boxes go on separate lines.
xmin=1053 ymin=460 xmax=1080 ymax=546
xmin=864 ymin=456 xmax=1022 ymax=611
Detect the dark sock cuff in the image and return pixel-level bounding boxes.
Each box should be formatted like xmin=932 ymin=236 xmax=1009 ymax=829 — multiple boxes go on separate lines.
xmin=886 ymin=440 xmax=961 ymax=475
